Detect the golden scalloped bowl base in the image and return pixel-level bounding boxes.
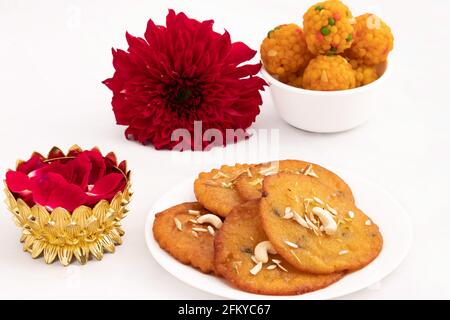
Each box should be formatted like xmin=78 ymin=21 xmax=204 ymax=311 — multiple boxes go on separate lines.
xmin=4 ymin=145 xmax=132 ymax=266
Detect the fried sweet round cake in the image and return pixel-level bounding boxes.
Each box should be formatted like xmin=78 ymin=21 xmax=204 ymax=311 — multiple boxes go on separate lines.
xmin=234 ymin=160 xmax=354 ymax=202
xmin=153 ymin=202 xmax=222 ymax=274
xmin=214 ymin=201 xmax=343 ymax=295
xmin=260 ymin=173 xmax=382 ymax=274
xmin=194 ymin=164 xmax=253 ymax=217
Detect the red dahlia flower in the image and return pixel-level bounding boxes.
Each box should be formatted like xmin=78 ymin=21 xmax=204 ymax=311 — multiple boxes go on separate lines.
xmin=103 ymin=10 xmax=266 ymax=150
xmin=5 ymin=147 xmax=127 ymax=212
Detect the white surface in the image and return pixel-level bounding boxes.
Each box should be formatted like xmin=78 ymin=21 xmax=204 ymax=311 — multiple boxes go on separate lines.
xmin=145 ymin=172 xmax=412 ymax=300
xmin=261 ymin=61 xmax=387 ymax=132
xmin=0 ymin=0 xmax=449 ymax=299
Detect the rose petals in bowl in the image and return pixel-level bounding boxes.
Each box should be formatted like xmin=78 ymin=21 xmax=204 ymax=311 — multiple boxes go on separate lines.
xmin=3 ymin=145 xmax=132 ymax=266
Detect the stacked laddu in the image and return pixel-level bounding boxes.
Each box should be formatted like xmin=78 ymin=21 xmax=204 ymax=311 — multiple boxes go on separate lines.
xmin=260 ymin=0 xmax=393 ymax=91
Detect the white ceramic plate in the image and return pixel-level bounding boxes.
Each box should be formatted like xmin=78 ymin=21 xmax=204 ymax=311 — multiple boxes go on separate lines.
xmin=144 ymin=169 xmax=412 ymax=299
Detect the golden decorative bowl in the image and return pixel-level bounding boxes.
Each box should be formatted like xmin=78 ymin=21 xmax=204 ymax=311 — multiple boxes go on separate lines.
xmin=3 ymin=145 xmax=132 ymax=266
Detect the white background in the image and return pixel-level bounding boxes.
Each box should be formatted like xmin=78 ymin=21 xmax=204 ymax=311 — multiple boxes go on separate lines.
xmin=0 ymin=0 xmax=449 ymax=299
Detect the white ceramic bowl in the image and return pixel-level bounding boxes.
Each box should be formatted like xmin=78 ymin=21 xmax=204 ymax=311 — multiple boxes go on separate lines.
xmin=261 ymin=61 xmax=389 ymax=133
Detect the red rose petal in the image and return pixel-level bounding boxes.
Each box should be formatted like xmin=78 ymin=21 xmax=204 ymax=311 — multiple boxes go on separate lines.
xmin=33 ymin=154 xmax=91 ymax=191
xmin=67 ymin=154 xmax=92 ymax=190
xmin=89 ymin=173 xmax=125 ymax=196
xmin=17 ymin=155 xmax=46 ymax=174
xmin=32 ymin=173 xmax=86 ymax=211
xmin=82 ymin=150 xmax=106 ymax=184
xmin=34 ymin=161 xmax=66 ymax=180
xmin=8 ymin=148 xmax=126 ymax=210
xmin=5 ymin=171 xmax=32 ymax=193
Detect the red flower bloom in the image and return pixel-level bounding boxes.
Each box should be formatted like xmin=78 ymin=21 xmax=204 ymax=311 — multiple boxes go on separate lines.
xmin=5 ymin=149 xmax=127 ymax=212
xmin=103 ymin=10 xmax=266 ymax=150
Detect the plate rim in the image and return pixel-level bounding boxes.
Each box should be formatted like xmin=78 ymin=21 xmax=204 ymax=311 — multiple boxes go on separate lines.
xmin=144 ymin=169 xmax=413 ymax=300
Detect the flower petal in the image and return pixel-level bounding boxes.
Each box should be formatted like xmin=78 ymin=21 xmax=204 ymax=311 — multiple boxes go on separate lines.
xmin=82 ymin=150 xmax=106 ymax=184
xmin=32 ymin=173 xmax=86 ymax=212
xmin=5 ymin=171 xmax=32 ymax=193
xmin=16 ymin=155 xmax=46 ymax=174
xmin=227 ymin=41 xmax=257 ymax=65
xmin=34 ymin=154 xmax=91 ymax=190
xmin=67 ymin=154 xmax=91 ymax=190
xmin=89 ymin=173 xmax=125 ymax=196
xmin=103 ymin=9 xmax=266 ymax=151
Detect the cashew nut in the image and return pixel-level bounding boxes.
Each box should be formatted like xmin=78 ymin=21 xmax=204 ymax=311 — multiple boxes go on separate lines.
xmin=196 ymin=214 xmax=223 ymax=229
xmin=254 ymin=241 xmax=277 ymax=263
xmin=311 ymin=207 xmax=337 ymax=235
xmin=283 ymin=207 xmax=294 ymax=219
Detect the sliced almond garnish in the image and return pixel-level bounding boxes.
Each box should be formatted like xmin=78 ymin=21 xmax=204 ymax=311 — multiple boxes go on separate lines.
xmin=313 ymin=196 xmax=324 ymax=205
xmin=304 ymin=214 xmax=319 ymax=232
xmin=272 ymin=259 xmax=288 ymax=272
xmin=232 ymin=261 xmax=241 ymax=275
xmin=338 ymin=250 xmax=349 ymax=255
xmin=365 ymin=219 xmax=372 ymax=226
xmin=246 ymin=168 xmax=253 ymax=177
xmin=221 ymin=181 xmax=233 ymax=189
xmin=174 ymin=217 xmax=182 ymax=231
xmin=259 ymin=165 xmax=278 ymax=176
xmin=304 ymin=164 xmax=319 ymax=178
xmin=326 ymin=204 xmax=337 ymax=215
xmin=251 ymin=255 xmax=259 ymax=264
xmin=250 ymin=262 xmax=263 ymax=275
xmin=284 ymin=240 xmax=298 ymax=248
xmin=188 ymin=218 xmax=198 ymax=224
xmin=293 ymin=212 xmax=309 ymax=228
xmin=304 ymin=198 xmax=311 ymax=212
xmin=290 ymin=250 xmax=302 ymax=264
xmin=191 ymin=230 xmax=199 ymax=238
xmin=266 ymin=264 xmax=277 ymax=270
xmin=203 ymin=181 xmax=218 ymax=187
xmin=348 ymin=211 xmax=355 ymax=219
xmin=192 ymin=227 xmax=208 ymax=232
xmin=271 ymin=259 xmax=281 ymax=264
xmin=277 ymin=263 xmax=288 ymax=272
xmin=309 ymin=211 xmax=318 ymax=224
xmin=187 ymin=209 xmax=200 ymax=216
xmin=212 ymin=171 xmax=229 ymax=179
